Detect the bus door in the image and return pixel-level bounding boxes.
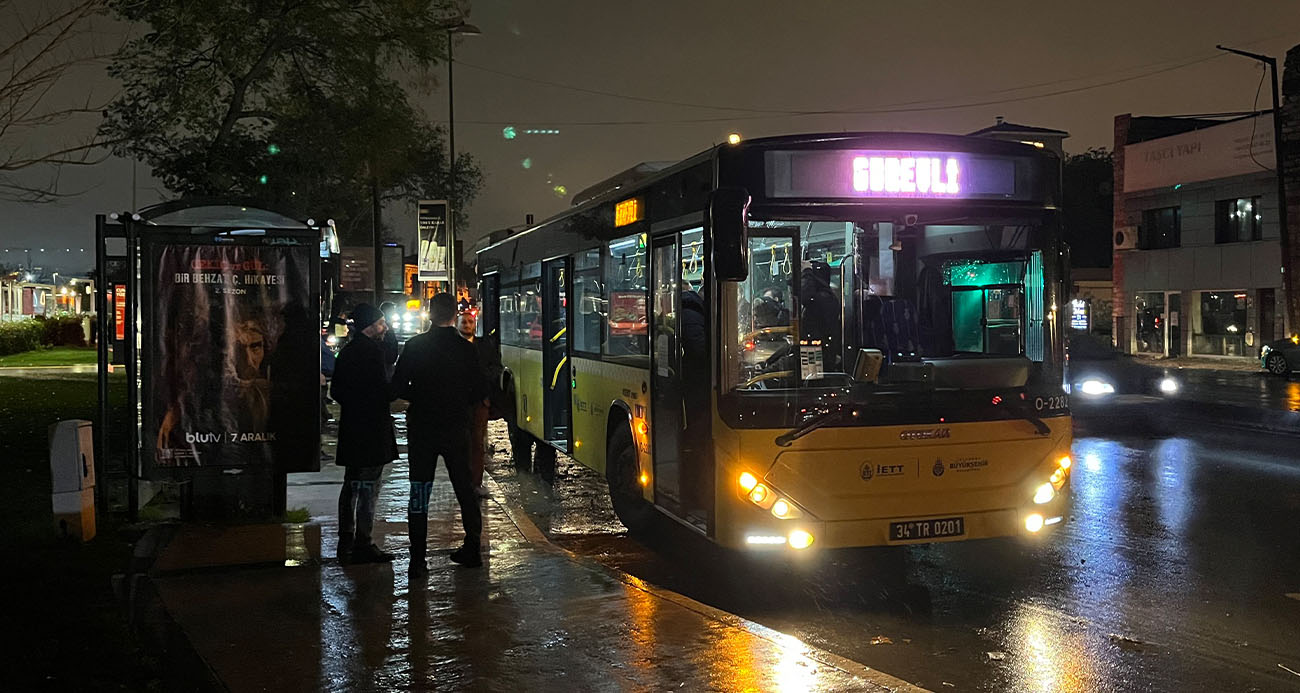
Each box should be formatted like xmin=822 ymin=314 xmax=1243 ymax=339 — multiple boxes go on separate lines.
xmin=651 ymin=228 xmax=711 ymax=530
xmin=542 ymin=258 xmax=571 ymax=447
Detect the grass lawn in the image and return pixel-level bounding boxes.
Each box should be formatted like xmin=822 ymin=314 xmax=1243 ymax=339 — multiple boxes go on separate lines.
xmin=0 ymin=372 xmax=168 ymax=690
xmin=0 ymin=346 xmax=101 ymax=367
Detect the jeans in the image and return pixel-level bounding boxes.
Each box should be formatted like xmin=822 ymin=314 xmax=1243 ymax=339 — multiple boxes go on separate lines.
xmin=407 ymin=428 xmax=481 ymax=561
xmin=338 ymin=465 xmax=384 ymax=550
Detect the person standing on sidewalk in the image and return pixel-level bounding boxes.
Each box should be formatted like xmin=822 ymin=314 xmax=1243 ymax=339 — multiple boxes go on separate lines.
xmin=377 ymin=301 xmax=401 ymax=380
xmin=393 ymin=293 xmax=489 ymax=575
xmin=456 ymin=308 xmax=497 ymax=499
xmin=330 ymin=303 xmax=398 ymax=564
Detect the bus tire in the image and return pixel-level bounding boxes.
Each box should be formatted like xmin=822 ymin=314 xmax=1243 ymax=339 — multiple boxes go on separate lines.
xmin=606 ymin=425 xmax=654 ymax=533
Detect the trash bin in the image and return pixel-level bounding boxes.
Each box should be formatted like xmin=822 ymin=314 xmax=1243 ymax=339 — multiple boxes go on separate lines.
xmin=50 ymin=419 xmax=95 ymax=541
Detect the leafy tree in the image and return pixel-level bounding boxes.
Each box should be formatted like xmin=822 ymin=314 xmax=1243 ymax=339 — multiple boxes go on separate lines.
xmin=0 ymin=0 xmax=116 ymax=202
xmin=99 ymin=0 xmax=482 ymax=244
xmin=1062 ymin=147 xmax=1114 ymax=269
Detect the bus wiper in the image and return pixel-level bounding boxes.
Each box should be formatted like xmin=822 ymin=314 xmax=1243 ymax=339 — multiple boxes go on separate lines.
xmin=775 ymin=407 xmax=851 ymax=447
xmin=1017 ymin=403 xmax=1051 ymax=436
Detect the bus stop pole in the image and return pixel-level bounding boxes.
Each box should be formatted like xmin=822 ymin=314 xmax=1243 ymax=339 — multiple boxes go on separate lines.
xmin=94 ymin=215 xmax=109 ymax=515
xmin=125 ymin=218 xmax=140 ymax=522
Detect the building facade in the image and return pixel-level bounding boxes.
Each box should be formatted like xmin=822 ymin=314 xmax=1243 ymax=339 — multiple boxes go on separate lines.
xmin=1112 ymin=112 xmax=1282 ymax=360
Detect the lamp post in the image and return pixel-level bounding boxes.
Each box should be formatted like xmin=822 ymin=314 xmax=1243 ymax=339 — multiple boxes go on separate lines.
xmin=1217 ymin=45 xmax=1293 ymax=335
xmin=445 ymin=21 xmax=481 ymax=294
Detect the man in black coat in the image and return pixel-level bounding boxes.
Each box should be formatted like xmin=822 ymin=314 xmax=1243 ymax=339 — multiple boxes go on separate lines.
xmin=393 ymin=293 xmax=488 ymax=576
xmin=329 ymin=303 xmax=398 ymax=564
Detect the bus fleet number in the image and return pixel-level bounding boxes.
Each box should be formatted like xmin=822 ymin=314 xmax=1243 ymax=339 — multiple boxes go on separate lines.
xmin=1034 ymin=395 xmax=1067 ymax=412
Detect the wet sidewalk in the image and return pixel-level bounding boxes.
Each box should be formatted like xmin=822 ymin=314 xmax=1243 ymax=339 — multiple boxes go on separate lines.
xmin=140 ymin=438 xmax=915 ymax=692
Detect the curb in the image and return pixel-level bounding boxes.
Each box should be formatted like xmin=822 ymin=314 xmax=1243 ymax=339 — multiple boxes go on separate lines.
xmin=482 ymin=474 xmax=931 ymax=693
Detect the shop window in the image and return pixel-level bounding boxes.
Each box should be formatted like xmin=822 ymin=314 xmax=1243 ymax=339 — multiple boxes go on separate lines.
xmin=1215 ymin=197 xmax=1262 ymax=243
xmin=1140 ymin=207 xmax=1180 ymax=250
xmin=1192 ymin=291 xmax=1248 ymax=356
xmin=1134 ymin=293 xmax=1165 ymax=354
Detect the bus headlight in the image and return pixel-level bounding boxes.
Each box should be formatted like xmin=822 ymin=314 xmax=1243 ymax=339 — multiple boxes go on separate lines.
xmin=747 ymin=484 xmax=775 ymax=509
xmin=1033 ymin=483 xmax=1055 ymax=504
xmin=771 ymin=498 xmax=802 ymax=519
xmin=788 ymin=530 xmax=814 ymax=549
xmin=1025 ymin=513 xmax=1045 ymax=533
xmin=738 ymin=472 xmax=758 ymax=492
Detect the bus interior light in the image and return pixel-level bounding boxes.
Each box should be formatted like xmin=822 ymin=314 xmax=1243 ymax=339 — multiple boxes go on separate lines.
xmin=788 ymin=530 xmax=814 ymax=550
xmin=738 ymin=472 xmax=758 ymax=492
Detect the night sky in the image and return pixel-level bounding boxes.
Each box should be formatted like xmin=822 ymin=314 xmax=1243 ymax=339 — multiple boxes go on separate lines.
xmin=3 ymin=0 xmax=1299 ymax=273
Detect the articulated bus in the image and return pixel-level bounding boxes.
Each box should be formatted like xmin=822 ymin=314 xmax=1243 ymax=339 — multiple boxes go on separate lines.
xmin=476 ymin=132 xmax=1072 ymax=552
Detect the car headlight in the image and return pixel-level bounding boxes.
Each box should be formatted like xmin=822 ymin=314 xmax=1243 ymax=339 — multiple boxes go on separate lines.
xmin=1078 ymin=379 xmax=1115 ymax=396
xmin=1159 ymin=377 xmax=1178 ymax=394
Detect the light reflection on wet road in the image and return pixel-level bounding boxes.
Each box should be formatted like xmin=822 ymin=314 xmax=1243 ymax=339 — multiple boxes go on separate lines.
xmin=487 ymin=424 xmax=1300 ymax=692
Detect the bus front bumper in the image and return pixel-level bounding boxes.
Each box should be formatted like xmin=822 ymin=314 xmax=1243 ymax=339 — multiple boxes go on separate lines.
xmin=733 ymin=493 xmax=1069 ymax=551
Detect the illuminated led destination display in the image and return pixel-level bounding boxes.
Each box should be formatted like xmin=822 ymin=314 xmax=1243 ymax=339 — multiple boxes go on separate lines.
xmin=764 ymin=149 xmax=1024 ymax=200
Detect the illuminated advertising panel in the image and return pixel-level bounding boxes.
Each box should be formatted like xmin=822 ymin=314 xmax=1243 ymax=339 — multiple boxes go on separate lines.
xmin=765 ymin=150 xmax=1023 ymax=200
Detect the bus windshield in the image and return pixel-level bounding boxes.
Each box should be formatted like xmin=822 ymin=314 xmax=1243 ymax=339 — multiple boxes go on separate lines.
xmin=732 ymin=218 xmax=1060 ymax=397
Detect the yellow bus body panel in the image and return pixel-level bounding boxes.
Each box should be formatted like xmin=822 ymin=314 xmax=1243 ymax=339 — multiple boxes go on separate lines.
xmin=713 ymin=416 xmax=1073 ymax=550
xmin=568 ymin=355 xmax=650 ymax=484
xmin=501 ymin=345 xmax=545 ymax=441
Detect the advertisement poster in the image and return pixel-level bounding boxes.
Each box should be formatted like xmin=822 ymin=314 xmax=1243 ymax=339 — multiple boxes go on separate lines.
xmin=417 ymin=200 xmax=452 ymax=281
xmin=339 ymin=247 xmax=374 ymax=292
xmin=148 ymin=243 xmax=319 ymax=471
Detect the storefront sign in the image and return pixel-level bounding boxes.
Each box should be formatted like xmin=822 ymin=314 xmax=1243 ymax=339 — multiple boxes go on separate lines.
xmin=1123 ymin=114 xmax=1275 ymax=192
xmin=1070 ymin=299 xmax=1089 ymax=331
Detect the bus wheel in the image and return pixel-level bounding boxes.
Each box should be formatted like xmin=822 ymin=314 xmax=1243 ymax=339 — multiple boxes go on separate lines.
xmin=606 ymin=425 xmax=654 ymax=533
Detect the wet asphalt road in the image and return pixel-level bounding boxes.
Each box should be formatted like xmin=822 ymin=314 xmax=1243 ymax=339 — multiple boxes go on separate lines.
xmin=485 ymin=424 xmax=1300 ymax=692
xmin=1170 ymin=368 xmax=1300 ymax=412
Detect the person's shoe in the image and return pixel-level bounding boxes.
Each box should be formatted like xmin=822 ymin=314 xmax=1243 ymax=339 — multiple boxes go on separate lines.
xmin=335 ymin=537 xmax=353 ymax=563
xmin=350 ymin=544 xmax=395 ymax=564
xmin=408 ymin=559 xmax=428 ymax=581
xmin=448 ymin=545 xmax=483 ymax=568
xmin=475 ymin=485 xmax=490 ymax=499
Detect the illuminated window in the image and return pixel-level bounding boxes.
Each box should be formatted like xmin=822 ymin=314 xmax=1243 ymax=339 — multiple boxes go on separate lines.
xmin=1215 ymin=197 xmax=1262 ymax=243
xmin=604 ymin=234 xmax=647 ymax=357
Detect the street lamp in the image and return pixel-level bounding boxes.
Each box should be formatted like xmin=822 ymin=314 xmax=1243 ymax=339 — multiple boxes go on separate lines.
xmin=1217 ymin=45 xmax=1292 ymax=335
xmin=446 ymin=21 xmax=481 ymax=292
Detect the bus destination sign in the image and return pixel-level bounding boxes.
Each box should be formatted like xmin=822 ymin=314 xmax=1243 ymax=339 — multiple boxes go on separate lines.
xmin=765 ymin=149 xmax=1021 ymax=201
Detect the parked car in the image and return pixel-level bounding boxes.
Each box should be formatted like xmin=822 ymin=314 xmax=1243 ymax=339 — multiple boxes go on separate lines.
xmin=1066 ymin=333 xmax=1180 ymax=400
xmin=1259 ymin=336 xmax=1300 ymax=375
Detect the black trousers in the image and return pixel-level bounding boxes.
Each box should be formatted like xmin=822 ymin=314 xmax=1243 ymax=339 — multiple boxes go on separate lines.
xmin=338 ymin=464 xmax=384 ymax=549
xmin=407 ymin=427 xmax=481 ymax=560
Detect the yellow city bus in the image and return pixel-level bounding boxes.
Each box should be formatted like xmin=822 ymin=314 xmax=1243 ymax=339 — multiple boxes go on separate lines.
xmin=477 ymin=132 xmax=1072 ymax=551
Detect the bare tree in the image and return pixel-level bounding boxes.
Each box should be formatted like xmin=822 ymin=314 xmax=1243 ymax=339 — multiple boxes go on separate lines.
xmin=0 ymin=0 xmax=116 ymax=202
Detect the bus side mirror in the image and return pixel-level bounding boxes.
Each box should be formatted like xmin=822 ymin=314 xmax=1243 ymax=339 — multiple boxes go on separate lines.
xmin=710 ymin=187 xmax=750 ymax=281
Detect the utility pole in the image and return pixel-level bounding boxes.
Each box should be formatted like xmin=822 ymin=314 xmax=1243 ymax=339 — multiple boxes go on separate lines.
xmin=1217 ymin=45 xmax=1294 ymax=335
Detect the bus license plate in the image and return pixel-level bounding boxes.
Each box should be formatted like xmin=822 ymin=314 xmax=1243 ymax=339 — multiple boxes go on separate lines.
xmin=889 ymin=517 xmax=965 ymax=542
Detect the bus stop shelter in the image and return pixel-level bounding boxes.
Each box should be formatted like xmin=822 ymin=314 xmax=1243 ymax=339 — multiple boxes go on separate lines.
xmin=95 ymin=201 xmax=325 ymax=521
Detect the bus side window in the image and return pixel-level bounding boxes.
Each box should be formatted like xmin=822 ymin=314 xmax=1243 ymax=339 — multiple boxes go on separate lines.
xmin=573 ymin=249 xmax=604 ymax=354
xmin=605 ymin=234 xmax=648 ymax=357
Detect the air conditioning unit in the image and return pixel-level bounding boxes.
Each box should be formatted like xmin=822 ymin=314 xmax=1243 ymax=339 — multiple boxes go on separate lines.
xmin=1114 ymin=226 xmax=1138 ymax=251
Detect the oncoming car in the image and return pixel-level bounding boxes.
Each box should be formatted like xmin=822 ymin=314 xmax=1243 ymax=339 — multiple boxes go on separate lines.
xmin=1066 ymin=333 xmax=1180 ymax=400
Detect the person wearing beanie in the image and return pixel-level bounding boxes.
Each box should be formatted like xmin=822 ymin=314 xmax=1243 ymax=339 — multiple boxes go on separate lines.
xmin=329 ymin=303 xmax=398 ymax=564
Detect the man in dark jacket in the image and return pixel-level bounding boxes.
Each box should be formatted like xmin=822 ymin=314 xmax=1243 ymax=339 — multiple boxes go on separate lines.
xmin=393 ymin=293 xmax=489 ymax=575
xmin=329 ymin=303 xmax=398 ymax=564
